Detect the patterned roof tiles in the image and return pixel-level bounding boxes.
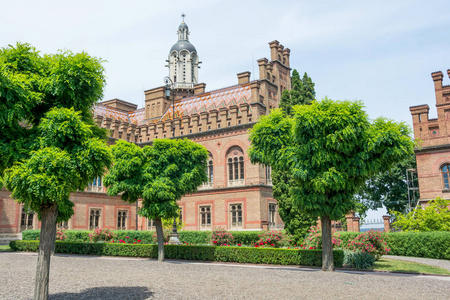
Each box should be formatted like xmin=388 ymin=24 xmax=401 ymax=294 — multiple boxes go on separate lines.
xmin=160 ymin=84 xmax=251 ymax=121
xmin=93 ymin=84 xmax=252 ymax=126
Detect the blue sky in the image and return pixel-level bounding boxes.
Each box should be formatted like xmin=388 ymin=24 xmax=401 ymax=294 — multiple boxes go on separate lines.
xmin=2 ymin=0 xmax=449 ymax=128
xmin=2 ymin=0 xmax=449 ymax=219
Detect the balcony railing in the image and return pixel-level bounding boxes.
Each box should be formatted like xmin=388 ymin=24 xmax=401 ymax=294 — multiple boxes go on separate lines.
xmin=87 ymin=185 xmax=104 ymax=193
xmin=198 ymin=182 xmax=214 ymax=190
xmin=228 ymin=179 xmax=245 ymax=187
xmin=174 ymin=82 xmax=194 ymax=90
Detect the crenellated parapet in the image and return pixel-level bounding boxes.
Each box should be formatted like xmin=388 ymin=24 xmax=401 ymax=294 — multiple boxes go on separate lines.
xmin=410 ymin=69 xmax=450 ymax=148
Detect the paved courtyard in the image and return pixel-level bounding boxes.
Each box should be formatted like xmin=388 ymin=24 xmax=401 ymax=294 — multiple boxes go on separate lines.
xmin=1 ymin=252 xmax=449 ymax=299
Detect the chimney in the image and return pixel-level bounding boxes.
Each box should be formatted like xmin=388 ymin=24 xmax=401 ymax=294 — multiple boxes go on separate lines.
xmin=237 ymin=71 xmax=251 ymax=84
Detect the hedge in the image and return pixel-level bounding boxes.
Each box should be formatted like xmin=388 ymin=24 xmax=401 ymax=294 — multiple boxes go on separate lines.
xmin=9 ymin=240 xmax=343 ymax=267
xmin=22 ymin=230 xmax=264 ymax=246
xmin=386 ymin=231 xmax=450 ymax=260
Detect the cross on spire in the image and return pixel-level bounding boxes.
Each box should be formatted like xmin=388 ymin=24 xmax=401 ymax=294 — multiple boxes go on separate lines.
xmin=181 ymin=13 xmax=186 ymax=22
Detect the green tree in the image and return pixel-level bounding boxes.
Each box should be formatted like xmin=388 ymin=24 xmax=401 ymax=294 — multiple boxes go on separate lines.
xmin=274 ymin=69 xmax=317 ymax=244
xmin=356 ymin=153 xmax=417 ymax=215
xmin=279 ymin=70 xmax=315 ymax=115
xmin=249 ymin=99 xmax=413 ymax=271
xmin=104 ymin=138 xmax=208 ymax=261
xmin=392 ymin=198 xmax=450 ymax=231
xmin=1 ymin=43 xmax=111 ymax=300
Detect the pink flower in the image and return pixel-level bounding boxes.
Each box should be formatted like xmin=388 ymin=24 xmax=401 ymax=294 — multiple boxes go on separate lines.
xmin=126 ymin=236 xmax=129 ymax=239
xmin=270 ymin=243 xmax=274 ymax=246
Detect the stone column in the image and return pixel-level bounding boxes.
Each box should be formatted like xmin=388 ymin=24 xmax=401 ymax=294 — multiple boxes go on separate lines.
xmin=200 ymin=111 xmax=209 ymax=132
xmin=191 ymin=114 xmax=200 ymax=133
xmin=182 ymin=115 xmax=191 ymax=135
xmin=156 ymin=121 xmax=164 ymax=138
xmin=112 ymin=120 xmax=121 ymax=139
xmin=140 ymin=125 xmax=148 ymax=143
xmin=148 ymin=123 xmax=156 ymax=141
xmin=219 ymin=107 xmax=228 ymax=128
xmin=94 ymin=115 xmax=103 ymax=127
xmin=229 ymin=105 xmax=238 ymax=126
xmin=383 ymin=215 xmax=391 ymax=233
xmin=119 ymin=122 xmax=129 ymax=141
xmin=209 ymin=110 xmax=219 ymax=130
xmin=239 ymin=103 xmax=249 ymax=124
xmin=174 ymin=118 xmax=182 ymax=137
xmin=129 ymin=124 xmax=137 ymax=143
xmin=165 ymin=119 xmax=173 ymax=138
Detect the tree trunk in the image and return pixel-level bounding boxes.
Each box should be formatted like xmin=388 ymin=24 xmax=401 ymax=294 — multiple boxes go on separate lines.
xmin=321 ymin=215 xmax=334 ymax=271
xmin=155 ymin=218 xmax=164 ymax=262
xmin=34 ymin=203 xmax=58 ymax=300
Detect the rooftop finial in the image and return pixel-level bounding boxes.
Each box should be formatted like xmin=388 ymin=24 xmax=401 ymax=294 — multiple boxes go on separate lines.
xmin=181 ymin=13 xmax=186 ymax=22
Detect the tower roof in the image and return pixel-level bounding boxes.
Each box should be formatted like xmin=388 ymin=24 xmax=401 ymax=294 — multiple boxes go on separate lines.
xmin=170 ymin=40 xmax=197 ymax=53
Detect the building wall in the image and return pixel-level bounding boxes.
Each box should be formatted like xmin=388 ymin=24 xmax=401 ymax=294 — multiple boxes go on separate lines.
xmin=410 ymin=69 xmax=450 ymax=203
xmin=0 ymin=41 xmax=289 ymax=234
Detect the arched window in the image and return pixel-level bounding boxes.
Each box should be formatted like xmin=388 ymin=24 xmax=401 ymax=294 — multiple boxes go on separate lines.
xmin=117 ymin=211 xmax=127 ymax=230
xmin=208 ymin=159 xmax=214 ymax=183
xmin=230 ymin=204 xmax=243 ymax=227
xmin=89 ymin=209 xmax=101 ymax=230
xmin=21 ymin=208 xmax=34 ymax=230
xmin=265 ymin=165 xmax=272 ymax=185
xmin=227 ymin=146 xmax=245 ymax=186
xmin=442 ymin=164 xmax=450 ymax=189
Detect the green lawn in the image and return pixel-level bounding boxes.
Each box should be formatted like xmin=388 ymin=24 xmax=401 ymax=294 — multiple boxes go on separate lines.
xmin=372 ymin=258 xmax=450 ymax=275
xmin=0 ymin=245 xmax=11 ymax=252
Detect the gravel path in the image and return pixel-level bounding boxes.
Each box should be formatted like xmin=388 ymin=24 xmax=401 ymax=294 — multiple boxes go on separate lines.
xmin=1 ymin=252 xmax=449 ymax=300
xmin=385 ymin=255 xmax=450 ymax=272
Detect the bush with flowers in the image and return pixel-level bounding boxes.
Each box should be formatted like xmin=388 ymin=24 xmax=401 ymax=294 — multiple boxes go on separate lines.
xmin=303 ymin=225 xmax=342 ymax=250
xmin=345 ymin=230 xmax=390 ymax=259
xmin=56 ymin=229 xmax=67 ymax=241
xmin=255 ymin=230 xmax=289 ymax=248
xmin=89 ymin=228 xmax=115 ymax=243
xmin=114 ymin=236 xmax=144 ymax=244
xmin=152 ymin=227 xmax=172 ymax=244
xmin=211 ymin=227 xmax=234 ymax=246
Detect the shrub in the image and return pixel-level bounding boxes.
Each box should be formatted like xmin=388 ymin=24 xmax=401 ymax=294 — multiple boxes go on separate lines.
xmin=304 ymin=225 xmax=342 ymax=249
xmin=114 ymin=230 xmax=154 ymax=244
xmin=211 ymin=228 xmax=234 ymax=246
xmin=152 ymin=227 xmax=172 ymax=244
xmin=9 ymin=240 xmax=344 ymax=267
xmin=89 ymin=228 xmax=115 ymax=243
xmin=256 ymin=230 xmax=290 ymax=248
xmin=386 ymin=231 xmax=450 ymax=259
xmin=346 ymin=230 xmax=389 ymax=259
xmin=21 ymin=230 xmax=40 ymax=240
xmin=345 ymin=251 xmax=376 ymax=269
xmin=56 ymin=229 xmax=67 ymax=241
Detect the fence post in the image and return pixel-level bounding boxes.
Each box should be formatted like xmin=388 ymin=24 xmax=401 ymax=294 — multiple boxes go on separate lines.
xmin=382 ymin=215 xmax=391 ymax=232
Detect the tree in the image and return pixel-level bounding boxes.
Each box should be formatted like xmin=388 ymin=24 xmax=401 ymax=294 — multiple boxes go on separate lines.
xmin=1 ymin=43 xmax=111 ymax=300
xmin=392 ymin=198 xmax=450 ymax=231
xmin=104 ymin=138 xmax=208 ymax=261
xmin=249 ymin=99 xmax=413 ymax=271
xmin=274 ymin=69 xmax=317 ymax=244
xmin=279 ymin=70 xmax=315 ymax=115
xmin=356 ymin=153 xmax=416 ymax=215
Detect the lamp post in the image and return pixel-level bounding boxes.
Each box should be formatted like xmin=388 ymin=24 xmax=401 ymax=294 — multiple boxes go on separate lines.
xmin=164 ymin=76 xmax=181 ymax=245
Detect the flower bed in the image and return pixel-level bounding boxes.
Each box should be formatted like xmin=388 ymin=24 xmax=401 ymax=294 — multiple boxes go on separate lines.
xmin=9 ymin=240 xmax=344 ymax=267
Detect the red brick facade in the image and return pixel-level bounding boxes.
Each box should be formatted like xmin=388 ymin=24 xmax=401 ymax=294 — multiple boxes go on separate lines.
xmin=0 ymin=41 xmax=291 ymax=234
xmin=410 ymin=69 xmax=450 ymax=203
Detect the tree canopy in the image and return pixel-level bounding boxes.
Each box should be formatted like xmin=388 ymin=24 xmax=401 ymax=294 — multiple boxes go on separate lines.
xmin=0 ymin=42 xmax=110 ymax=299
xmin=104 ymin=138 xmax=208 ymax=261
xmin=392 ymin=198 xmax=450 ymax=232
xmin=249 ymin=99 xmax=414 ymax=270
xmin=273 ymin=69 xmax=317 ymax=243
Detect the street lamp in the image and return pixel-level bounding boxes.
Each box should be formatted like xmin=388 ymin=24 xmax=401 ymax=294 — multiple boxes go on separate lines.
xmin=164 ymin=76 xmax=181 ymax=245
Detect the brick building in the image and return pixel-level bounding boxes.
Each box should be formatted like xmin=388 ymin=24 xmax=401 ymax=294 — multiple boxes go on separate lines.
xmin=410 ymin=69 xmax=450 ymax=204
xmin=0 ymin=20 xmax=291 ymax=234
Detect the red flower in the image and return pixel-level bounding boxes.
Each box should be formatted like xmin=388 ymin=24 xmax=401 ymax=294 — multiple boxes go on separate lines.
xmin=213 ymin=241 xmax=218 ymax=244
xmin=259 ymin=242 xmax=264 ymax=245
xmin=137 ymin=240 xmax=141 ymax=242
xmin=270 ymin=243 xmax=274 ymax=246
xmin=238 ymin=244 xmax=241 ymax=246
xmin=133 ymin=242 xmax=136 ymax=244
xmin=126 ymin=236 xmax=129 ymax=239
xmin=255 ymin=245 xmax=259 ymax=248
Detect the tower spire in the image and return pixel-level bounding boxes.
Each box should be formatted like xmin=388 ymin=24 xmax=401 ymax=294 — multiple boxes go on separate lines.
xmin=181 ymin=13 xmax=186 ymax=22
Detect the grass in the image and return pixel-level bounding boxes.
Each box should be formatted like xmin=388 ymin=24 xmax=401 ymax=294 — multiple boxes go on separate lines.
xmin=0 ymin=245 xmax=12 ymax=252
xmin=372 ymin=258 xmax=450 ymax=275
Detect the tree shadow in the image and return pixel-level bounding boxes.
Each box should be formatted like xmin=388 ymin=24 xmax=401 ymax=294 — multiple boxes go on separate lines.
xmin=49 ymin=286 xmax=153 ymax=299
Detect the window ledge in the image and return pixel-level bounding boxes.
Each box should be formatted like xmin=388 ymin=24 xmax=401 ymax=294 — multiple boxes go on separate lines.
xmin=442 ymin=189 xmax=450 ymax=193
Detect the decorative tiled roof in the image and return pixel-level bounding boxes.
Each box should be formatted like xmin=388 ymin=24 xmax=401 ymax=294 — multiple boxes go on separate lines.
xmin=160 ymin=84 xmax=252 ymax=121
xmin=93 ymin=83 xmax=252 ymax=126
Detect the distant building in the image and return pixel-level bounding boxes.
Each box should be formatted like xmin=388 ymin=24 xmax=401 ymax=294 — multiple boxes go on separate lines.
xmin=410 ymin=69 xmax=450 ymax=204
xmin=0 ymin=19 xmax=293 ymax=234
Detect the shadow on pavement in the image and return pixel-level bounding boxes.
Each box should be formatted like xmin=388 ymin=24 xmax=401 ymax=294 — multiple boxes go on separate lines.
xmin=49 ymin=286 xmax=153 ymax=299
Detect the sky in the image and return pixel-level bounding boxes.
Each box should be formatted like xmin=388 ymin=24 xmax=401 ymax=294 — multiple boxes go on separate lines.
xmin=2 ymin=0 xmax=449 ymax=220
